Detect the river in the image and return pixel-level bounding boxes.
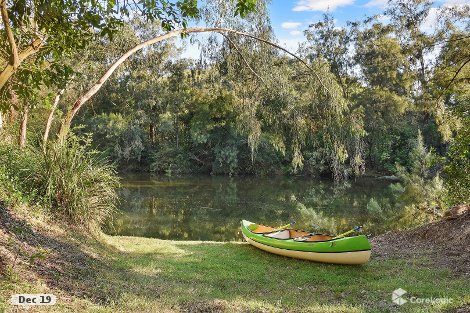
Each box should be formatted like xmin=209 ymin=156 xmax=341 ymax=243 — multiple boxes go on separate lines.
xmin=104 ymin=174 xmax=420 ymax=241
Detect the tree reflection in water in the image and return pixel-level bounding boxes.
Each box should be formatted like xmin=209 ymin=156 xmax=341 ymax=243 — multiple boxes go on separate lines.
xmin=104 ymin=174 xmax=427 ymax=241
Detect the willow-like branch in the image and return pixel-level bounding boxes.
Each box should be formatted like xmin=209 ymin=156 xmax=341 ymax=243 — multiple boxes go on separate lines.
xmin=221 ymin=33 xmax=265 ymax=83
xmin=58 ymin=27 xmax=328 ymax=142
xmin=436 ymin=56 xmax=470 ymax=101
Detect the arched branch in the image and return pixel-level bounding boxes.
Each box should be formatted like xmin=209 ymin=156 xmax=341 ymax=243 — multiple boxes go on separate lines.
xmin=58 ymin=27 xmax=328 ymax=142
xmin=221 ymin=33 xmax=265 ymax=84
xmin=436 ymin=56 xmax=470 ymax=102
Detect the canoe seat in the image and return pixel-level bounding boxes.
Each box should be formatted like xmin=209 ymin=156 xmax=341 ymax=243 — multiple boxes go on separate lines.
xmin=306 ymin=235 xmax=333 ymax=241
xmin=264 ymin=230 xmax=290 ymax=239
xmin=251 ymin=225 xmax=275 ymax=233
xmin=294 ymin=234 xmax=333 ymax=242
xmin=264 ymin=230 xmax=312 ymax=239
xmin=289 ymin=230 xmax=311 ymax=238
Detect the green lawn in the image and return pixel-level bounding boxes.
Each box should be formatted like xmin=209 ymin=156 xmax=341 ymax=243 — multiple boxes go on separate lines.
xmin=106 ymin=236 xmax=470 ymax=312
xmin=3 ymin=233 xmax=466 ymax=312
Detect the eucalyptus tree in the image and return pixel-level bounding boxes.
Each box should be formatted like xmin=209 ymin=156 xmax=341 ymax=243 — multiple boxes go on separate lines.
xmin=385 ymin=0 xmax=436 ymax=92
xmin=0 ymin=0 xmax=204 ymax=90
xmin=0 ymin=0 xmax=257 ymax=146
xmin=304 ymin=13 xmax=356 ymax=99
xmin=0 ymin=0 xmax=258 ymax=90
xmin=384 ymin=0 xmax=469 ymax=129
xmin=383 ymin=0 xmax=470 ymax=156
xmin=54 ymin=1 xmax=324 ymax=150
xmin=66 ymin=18 xmax=180 ymax=164
xmin=433 ymin=32 xmax=470 ymax=204
xmin=351 ymin=21 xmax=417 ymax=170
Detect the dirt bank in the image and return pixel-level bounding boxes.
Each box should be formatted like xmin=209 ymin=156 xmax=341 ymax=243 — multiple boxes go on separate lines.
xmin=371 ymin=209 xmax=470 ymax=277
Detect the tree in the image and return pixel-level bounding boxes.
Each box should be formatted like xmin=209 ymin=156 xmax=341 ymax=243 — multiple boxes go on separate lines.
xmin=0 ymin=0 xmax=259 ymax=148
xmin=0 ymin=0 xmax=257 ymax=91
xmin=386 ymin=0 xmax=436 ymax=90
xmin=434 ymin=32 xmax=470 ymax=204
xmin=304 ymin=13 xmax=356 ymax=98
xmin=56 ymin=25 xmax=326 ymax=141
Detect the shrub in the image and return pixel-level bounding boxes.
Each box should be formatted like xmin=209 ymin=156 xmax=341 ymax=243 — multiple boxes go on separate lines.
xmin=150 ymin=146 xmax=193 ymax=176
xmin=395 ymin=130 xmax=445 ymax=216
xmin=0 ymin=141 xmax=39 ymax=204
xmin=36 ymin=136 xmax=119 ymax=229
xmin=443 ymin=116 xmax=470 ymax=206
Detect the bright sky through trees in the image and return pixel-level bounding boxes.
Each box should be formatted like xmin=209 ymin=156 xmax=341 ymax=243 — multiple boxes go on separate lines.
xmin=180 ymin=0 xmax=467 ymax=58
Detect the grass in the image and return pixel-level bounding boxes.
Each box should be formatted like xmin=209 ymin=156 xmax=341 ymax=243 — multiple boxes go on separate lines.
xmin=1 ymin=230 xmax=468 ymax=313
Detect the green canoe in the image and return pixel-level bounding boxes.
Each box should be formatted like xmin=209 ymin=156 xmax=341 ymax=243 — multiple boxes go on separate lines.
xmin=241 ymin=220 xmax=371 ymax=264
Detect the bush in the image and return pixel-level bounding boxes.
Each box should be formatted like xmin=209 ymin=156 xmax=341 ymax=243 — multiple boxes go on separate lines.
xmin=0 ymin=134 xmax=119 ymax=230
xmin=150 ymin=146 xmax=193 ymax=176
xmin=444 ymin=116 xmax=470 ymax=206
xmin=0 ymin=141 xmax=39 ymax=205
xmin=36 ymin=136 xmax=119 ymax=229
xmin=395 ymin=130 xmax=445 ymax=216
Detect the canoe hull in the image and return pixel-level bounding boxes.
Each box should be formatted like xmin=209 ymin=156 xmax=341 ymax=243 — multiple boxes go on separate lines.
xmin=241 ymin=220 xmax=371 ymax=265
xmin=243 ymin=233 xmax=371 ymax=265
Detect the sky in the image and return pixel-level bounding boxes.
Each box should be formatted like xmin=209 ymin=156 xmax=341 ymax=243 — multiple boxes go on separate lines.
xmin=180 ymin=0 xmax=466 ymax=58
xmin=270 ymin=0 xmax=386 ymax=51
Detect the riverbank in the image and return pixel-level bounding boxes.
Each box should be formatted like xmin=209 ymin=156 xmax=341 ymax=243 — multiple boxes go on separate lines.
xmin=1 ymin=204 xmax=469 ymax=313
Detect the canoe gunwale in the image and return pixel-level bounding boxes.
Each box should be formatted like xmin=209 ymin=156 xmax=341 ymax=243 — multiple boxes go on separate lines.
xmin=244 ymin=221 xmax=361 ymax=243
xmin=251 ymin=229 xmax=337 ymax=242
xmin=245 ymin=234 xmax=371 ymax=253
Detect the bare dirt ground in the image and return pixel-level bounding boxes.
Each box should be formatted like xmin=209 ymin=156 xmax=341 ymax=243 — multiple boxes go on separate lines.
xmin=371 ymin=207 xmax=470 ymax=277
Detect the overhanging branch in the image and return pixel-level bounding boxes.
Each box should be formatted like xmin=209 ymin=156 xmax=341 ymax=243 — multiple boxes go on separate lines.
xmin=221 ymin=33 xmax=265 ymax=83
xmin=436 ymin=57 xmax=470 ymax=101
xmin=58 ymin=27 xmax=329 ymax=142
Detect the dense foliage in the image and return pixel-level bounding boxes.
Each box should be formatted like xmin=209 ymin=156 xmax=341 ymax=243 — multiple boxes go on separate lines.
xmin=0 ymin=0 xmax=468 ymax=230
xmin=65 ymin=2 xmax=468 ymax=187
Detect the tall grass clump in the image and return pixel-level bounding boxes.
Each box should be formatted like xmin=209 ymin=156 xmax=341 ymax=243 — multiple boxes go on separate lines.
xmin=37 ymin=136 xmax=119 ymax=229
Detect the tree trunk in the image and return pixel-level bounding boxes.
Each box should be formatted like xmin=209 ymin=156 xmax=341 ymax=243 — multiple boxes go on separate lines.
xmin=175 ymin=114 xmax=179 ymax=150
xmin=43 ymin=88 xmax=65 ymax=149
xmin=9 ymin=106 xmax=16 ymax=124
xmin=149 ymin=124 xmax=155 ymax=143
xmin=0 ymin=112 xmax=3 ymax=129
xmin=0 ymin=38 xmax=43 ymax=90
xmin=58 ymin=27 xmax=321 ymax=143
xmin=18 ymin=107 xmax=28 ymax=148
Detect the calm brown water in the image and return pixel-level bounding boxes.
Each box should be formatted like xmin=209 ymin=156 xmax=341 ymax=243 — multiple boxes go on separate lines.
xmin=104 ymin=174 xmax=418 ymax=241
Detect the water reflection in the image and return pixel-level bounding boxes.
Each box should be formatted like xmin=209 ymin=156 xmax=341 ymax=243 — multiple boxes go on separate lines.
xmin=104 ymin=175 xmax=421 ymax=241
